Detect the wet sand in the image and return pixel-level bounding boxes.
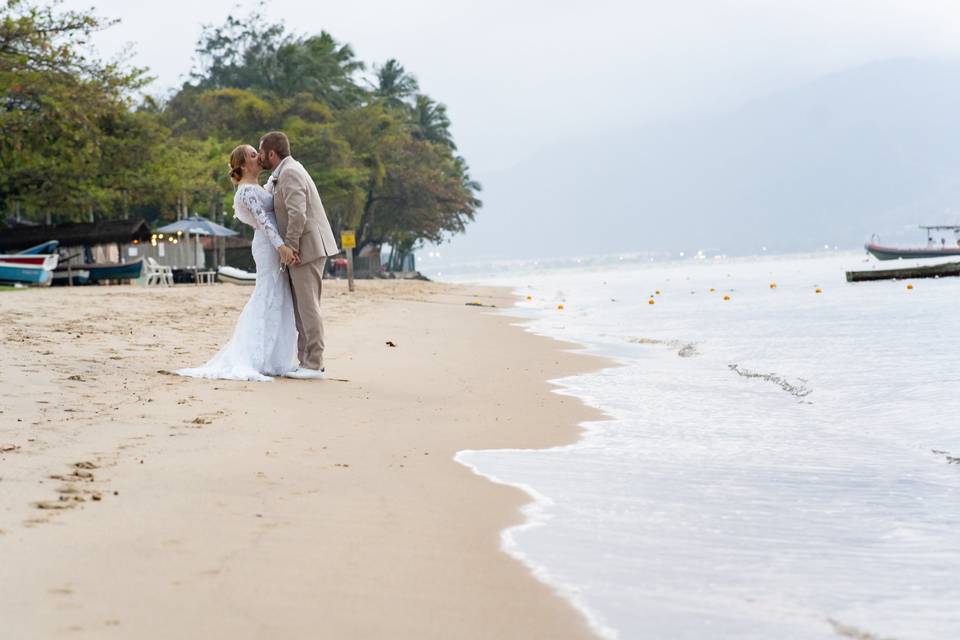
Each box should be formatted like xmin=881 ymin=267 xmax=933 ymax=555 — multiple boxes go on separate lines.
xmin=0 ymin=280 xmax=605 ymax=639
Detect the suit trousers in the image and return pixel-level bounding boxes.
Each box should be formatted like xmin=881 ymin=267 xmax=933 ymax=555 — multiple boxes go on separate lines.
xmin=288 ymin=257 xmax=327 ymax=370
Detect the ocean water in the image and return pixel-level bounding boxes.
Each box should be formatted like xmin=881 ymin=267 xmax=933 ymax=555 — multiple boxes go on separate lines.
xmin=442 ymin=253 xmax=960 ymax=640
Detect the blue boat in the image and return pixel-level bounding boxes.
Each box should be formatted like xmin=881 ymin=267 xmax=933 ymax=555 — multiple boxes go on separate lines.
xmin=18 ymin=240 xmax=60 ymax=255
xmin=47 ymin=259 xmax=143 ymax=284
xmin=0 ymin=261 xmax=52 ymax=285
xmin=82 ymin=259 xmax=144 ymax=282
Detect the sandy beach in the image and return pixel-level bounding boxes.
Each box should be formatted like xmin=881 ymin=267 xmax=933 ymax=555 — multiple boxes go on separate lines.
xmin=0 ymin=280 xmax=605 ymax=639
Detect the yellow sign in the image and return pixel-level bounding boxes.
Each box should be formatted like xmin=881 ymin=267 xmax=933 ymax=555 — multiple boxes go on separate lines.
xmin=341 ymin=230 xmax=356 ymax=249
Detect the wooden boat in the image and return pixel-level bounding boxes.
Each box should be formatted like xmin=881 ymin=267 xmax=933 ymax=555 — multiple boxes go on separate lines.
xmin=0 ymin=261 xmax=52 ymax=285
xmin=51 ymin=269 xmax=91 ymax=286
xmin=65 ymin=259 xmax=144 ymax=282
xmin=846 ymin=260 xmax=960 ymax=282
xmin=217 ymin=266 xmax=256 ymax=285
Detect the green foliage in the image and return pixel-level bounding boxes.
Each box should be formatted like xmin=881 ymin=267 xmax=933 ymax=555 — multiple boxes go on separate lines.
xmin=410 ymin=94 xmax=456 ymax=149
xmin=370 ymin=59 xmax=419 ymax=110
xmin=191 ymin=9 xmax=364 ymax=109
xmin=0 ymin=0 xmax=150 ymax=219
xmin=1 ymin=1 xmax=481 ymax=253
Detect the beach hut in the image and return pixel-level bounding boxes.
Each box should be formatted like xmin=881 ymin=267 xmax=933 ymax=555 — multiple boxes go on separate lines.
xmin=155 ymin=215 xmax=241 ymax=277
xmin=0 ymin=219 xmax=151 ymax=264
xmin=0 ymin=219 xmax=153 ymax=262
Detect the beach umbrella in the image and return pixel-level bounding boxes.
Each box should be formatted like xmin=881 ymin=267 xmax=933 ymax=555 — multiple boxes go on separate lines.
xmin=157 ymin=215 xmax=239 ymax=238
xmin=157 ymin=215 xmax=238 ymax=270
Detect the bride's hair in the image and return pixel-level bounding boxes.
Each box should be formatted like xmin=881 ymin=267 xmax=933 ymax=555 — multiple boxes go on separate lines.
xmin=228 ymin=145 xmax=248 ymax=185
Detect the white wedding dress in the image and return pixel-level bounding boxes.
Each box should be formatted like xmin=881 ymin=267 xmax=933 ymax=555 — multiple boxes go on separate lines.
xmin=177 ymin=184 xmax=297 ymax=381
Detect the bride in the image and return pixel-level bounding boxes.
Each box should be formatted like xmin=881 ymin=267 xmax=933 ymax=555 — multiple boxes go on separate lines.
xmin=177 ymin=144 xmax=297 ymax=381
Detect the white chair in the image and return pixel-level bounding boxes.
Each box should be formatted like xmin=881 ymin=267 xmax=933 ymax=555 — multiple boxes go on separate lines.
xmin=145 ymin=257 xmax=174 ymax=286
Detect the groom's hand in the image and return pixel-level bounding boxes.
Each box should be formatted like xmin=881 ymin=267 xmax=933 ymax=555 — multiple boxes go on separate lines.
xmin=278 ymin=245 xmax=296 ymax=266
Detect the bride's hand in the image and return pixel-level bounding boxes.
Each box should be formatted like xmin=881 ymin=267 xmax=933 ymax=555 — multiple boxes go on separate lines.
xmin=278 ymin=245 xmax=296 ymax=265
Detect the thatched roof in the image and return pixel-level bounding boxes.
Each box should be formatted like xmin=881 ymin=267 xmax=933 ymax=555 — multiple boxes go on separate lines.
xmin=0 ymin=219 xmax=153 ymax=252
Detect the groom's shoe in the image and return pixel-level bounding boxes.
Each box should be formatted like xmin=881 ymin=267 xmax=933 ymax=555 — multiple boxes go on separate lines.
xmin=285 ymin=367 xmax=326 ymax=380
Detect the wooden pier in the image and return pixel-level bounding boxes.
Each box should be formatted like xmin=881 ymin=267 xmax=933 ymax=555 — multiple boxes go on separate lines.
xmin=845 ymin=260 xmax=960 ymax=282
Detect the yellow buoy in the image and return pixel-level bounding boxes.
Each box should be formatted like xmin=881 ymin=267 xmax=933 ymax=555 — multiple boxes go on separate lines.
xmin=557 ymin=304 xmax=564 ymax=310
xmin=648 ymin=299 xmax=655 ymax=305
xmin=906 ymin=283 xmax=914 ymax=290
xmin=526 ymin=295 xmax=533 ymax=300
xmin=655 ymin=290 xmax=661 ymax=295
xmin=815 ymin=288 xmax=822 ymax=294
xmin=709 ymin=288 xmax=716 ymax=292
xmin=723 ymin=295 xmax=731 ymax=301
xmin=770 ymin=283 xmax=777 ymax=289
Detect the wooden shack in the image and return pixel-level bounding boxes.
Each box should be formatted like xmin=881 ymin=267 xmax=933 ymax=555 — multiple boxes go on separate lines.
xmin=0 ymin=219 xmax=153 ymax=263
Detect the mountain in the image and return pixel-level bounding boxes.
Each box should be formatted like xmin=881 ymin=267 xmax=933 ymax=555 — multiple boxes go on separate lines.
xmin=445 ymin=58 xmax=960 ymax=260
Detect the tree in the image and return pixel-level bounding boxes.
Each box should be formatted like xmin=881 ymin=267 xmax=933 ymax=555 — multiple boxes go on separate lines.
xmin=0 ymin=0 xmax=149 ymax=220
xmin=191 ymin=9 xmax=365 ymax=109
xmin=410 ymin=94 xmax=456 ymax=149
xmin=336 ymin=103 xmax=479 ymax=251
xmin=1 ymin=1 xmax=482 ymax=255
xmin=164 ymin=86 xmax=275 ymax=142
xmin=370 ymin=59 xmax=418 ymax=110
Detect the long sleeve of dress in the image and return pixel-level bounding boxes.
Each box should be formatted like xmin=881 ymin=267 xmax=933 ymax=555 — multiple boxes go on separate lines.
xmin=235 ymin=186 xmax=284 ymax=249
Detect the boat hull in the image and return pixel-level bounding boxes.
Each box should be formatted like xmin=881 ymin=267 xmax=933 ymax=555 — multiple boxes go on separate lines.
xmin=51 ymin=270 xmax=91 ymax=286
xmin=18 ymin=240 xmax=60 ymax=255
xmin=865 ymin=242 xmax=960 ymax=261
xmin=64 ymin=260 xmax=144 ymax=282
xmin=217 ymin=266 xmax=256 ymax=286
xmin=0 ymin=254 xmax=59 ymax=269
xmin=0 ymin=261 xmax=52 ymax=285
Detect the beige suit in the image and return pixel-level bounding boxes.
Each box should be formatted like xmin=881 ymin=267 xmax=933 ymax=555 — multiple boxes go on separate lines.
xmin=270 ymin=156 xmax=339 ymax=370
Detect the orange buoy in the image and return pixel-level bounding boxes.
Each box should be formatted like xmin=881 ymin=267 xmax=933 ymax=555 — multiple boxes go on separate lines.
xmin=723 ymin=295 xmax=731 ymax=301
xmin=648 ymin=299 xmax=655 ymax=305
xmin=906 ymin=283 xmax=914 ymax=290
xmin=815 ymin=288 xmax=822 ymax=294
xmin=770 ymin=283 xmax=777 ymax=289
xmin=557 ymin=304 xmax=564 ymax=310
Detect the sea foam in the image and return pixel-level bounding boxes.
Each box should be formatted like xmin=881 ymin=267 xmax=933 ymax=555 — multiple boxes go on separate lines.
xmin=453 ymin=253 xmax=960 ymax=639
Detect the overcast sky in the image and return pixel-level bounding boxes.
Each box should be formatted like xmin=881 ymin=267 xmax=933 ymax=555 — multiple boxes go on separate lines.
xmin=61 ymin=1 xmax=960 ymax=176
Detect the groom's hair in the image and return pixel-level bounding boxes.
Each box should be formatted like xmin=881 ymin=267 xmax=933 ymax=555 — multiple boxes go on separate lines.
xmin=260 ymin=131 xmax=291 ymax=159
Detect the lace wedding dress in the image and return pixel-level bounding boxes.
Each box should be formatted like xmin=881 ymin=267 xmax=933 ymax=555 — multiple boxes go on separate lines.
xmin=177 ymin=184 xmax=297 ymax=381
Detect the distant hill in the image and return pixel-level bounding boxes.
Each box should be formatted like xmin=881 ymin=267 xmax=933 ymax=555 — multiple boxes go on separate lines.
xmin=446 ymin=58 xmax=960 ymax=260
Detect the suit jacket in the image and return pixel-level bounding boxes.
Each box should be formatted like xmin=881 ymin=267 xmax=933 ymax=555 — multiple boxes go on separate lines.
xmin=270 ymin=156 xmax=339 ymax=263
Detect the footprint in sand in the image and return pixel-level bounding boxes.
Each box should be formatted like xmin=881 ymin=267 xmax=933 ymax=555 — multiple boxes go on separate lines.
xmin=49 ymin=469 xmax=94 ymax=482
xmin=34 ymin=497 xmax=82 ymax=510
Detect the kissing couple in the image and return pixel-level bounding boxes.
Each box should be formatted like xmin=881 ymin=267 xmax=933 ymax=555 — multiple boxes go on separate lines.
xmin=178 ymin=131 xmax=339 ymax=382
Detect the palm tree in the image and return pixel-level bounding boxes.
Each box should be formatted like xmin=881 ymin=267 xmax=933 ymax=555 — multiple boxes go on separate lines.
xmin=370 ymin=59 xmax=419 ymax=109
xmin=273 ymin=32 xmax=366 ymax=108
xmin=411 ymin=94 xmax=456 ymax=149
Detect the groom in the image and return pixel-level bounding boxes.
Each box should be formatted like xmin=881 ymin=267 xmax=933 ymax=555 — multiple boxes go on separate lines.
xmin=258 ymin=131 xmax=339 ymax=380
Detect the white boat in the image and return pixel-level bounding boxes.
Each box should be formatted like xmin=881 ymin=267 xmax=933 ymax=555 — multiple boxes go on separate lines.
xmin=217 ymin=266 xmax=256 ymax=285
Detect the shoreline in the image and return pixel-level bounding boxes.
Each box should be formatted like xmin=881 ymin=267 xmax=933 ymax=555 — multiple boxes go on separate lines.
xmin=454 ymin=300 xmax=623 ymax=640
xmin=1 ymin=280 xmax=610 ymax=638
